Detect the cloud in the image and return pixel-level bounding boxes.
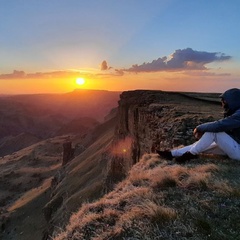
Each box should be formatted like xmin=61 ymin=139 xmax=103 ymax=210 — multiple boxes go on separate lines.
xmin=0 ymin=68 xmax=123 ymax=81
xmin=0 ymin=70 xmax=26 ymax=79
xmin=114 ymin=69 xmax=124 ymax=76
xmin=98 ymin=60 xmax=124 ymax=76
xmin=100 ymin=60 xmax=109 ymax=70
xmin=184 ymin=71 xmax=231 ymax=77
xmin=0 ymin=70 xmax=82 ymax=80
xmin=123 ymin=48 xmax=231 ymax=73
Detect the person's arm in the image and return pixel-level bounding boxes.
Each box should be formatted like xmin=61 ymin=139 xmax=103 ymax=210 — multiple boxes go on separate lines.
xmin=196 ymin=110 xmax=240 ymax=133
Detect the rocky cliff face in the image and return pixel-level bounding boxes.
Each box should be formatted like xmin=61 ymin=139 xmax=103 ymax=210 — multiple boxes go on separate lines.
xmin=105 ymin=90 xmax=221 ymax=188
xmin=43 ymin=90 xmax=222 ymax=239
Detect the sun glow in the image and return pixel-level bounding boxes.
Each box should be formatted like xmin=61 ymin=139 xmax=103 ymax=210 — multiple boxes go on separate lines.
xmin=76 ymin=78 xmax=85 ymax=85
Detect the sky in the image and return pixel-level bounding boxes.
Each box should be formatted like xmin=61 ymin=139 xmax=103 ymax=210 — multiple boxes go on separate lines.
xmin=0 ymin=0 xmax=240 ymax=94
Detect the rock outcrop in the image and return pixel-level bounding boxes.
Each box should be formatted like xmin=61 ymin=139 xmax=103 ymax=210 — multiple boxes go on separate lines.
xmin=62 ymin=141 xmax=74 ymax=166
xmin=105 ymin=90 xmax=221 ymax=189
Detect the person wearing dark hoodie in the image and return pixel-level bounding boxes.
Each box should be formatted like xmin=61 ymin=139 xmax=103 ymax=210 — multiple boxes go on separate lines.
xmin=157 ymin=88 xmax=240 ymax=163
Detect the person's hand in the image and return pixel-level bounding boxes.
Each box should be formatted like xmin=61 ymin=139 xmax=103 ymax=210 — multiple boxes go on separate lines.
xmin=193 ymin=128 xmax=203 ymax=139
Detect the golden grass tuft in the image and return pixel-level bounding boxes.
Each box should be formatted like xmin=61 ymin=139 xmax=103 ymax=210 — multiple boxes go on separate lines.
xmin=141 ymin=154 xmax=164 ymax=169
xmin=211 ymin=180 xmax=234 ymax=195
xmin=128 ymin=170 xmax=150 ymax=187
xmin=137 ymin=200 xmax=177 ymax=223
xmin=147 ymin=167 xmax=177 ymax=189
xmin=193 ymin=163 xmax=219 ymax=173
xmin=182 ymin=171 xmax=211 ymax=190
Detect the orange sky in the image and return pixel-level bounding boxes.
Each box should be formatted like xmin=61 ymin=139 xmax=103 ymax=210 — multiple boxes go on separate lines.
xmin=1 ymin=2 xmax=240 ymax=95
xmin=0 ymin=67 xmax=239 ymax=95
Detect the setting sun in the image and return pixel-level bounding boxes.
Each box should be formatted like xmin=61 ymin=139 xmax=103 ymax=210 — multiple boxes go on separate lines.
xmin=76 ymin=78 xmax=85 ymax=85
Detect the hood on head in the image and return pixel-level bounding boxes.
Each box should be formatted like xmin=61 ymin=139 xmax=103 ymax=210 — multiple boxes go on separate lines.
xmin=220 ymin=88 xmax=240 ymax=112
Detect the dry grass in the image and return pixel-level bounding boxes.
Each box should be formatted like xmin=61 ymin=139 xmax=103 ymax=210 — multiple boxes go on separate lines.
xmin=53 ymin=154 xmax=240 ymax=240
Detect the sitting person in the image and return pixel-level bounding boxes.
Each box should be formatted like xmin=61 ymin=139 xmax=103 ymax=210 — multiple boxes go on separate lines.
xmin=157 ymin=88 xmax=240 ymax=163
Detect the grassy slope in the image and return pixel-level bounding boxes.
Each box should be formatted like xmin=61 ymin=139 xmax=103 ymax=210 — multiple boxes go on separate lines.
xmin=0 ymin=136 xmax=65 ymax=240
xmin=46 ymin=117 xmax=117 ymax=232
xmin=53 ymin=153 xmax=240 ymax=240
xmin=0 ymin=115 xmax=116 ymax=240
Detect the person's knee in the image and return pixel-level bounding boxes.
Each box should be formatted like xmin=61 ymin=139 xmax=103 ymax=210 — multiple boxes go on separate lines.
xmin=215 ymin=132 xmax=227 ymax=137
xmin=202 ymin=132 xmax=215 ymax=139
xmin=202 ymin=132 xmax=229 ymax=145
xmin=214 ymin=132 xmax=230 ymax=141
xmin=204 ymin=132 xmax=226 ymax=140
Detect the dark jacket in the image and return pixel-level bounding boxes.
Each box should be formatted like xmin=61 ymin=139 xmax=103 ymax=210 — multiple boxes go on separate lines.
xmin=196 ymin=88 xmax=240 ymax=144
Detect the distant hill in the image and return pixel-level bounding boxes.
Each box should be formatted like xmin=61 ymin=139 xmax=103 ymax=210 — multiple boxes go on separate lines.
xmin=55 ymin=117 xmax=99 ymax=136
xmin=6 ymin=89 xmax=120 ymax=121
xmin=0 ymin=89 xmax=120 ymax=156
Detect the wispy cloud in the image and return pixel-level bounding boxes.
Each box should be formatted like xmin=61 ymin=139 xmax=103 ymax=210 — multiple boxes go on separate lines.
xmin=0 ymin=70 xmax=26 ymax=79
xmin=0 ymin=70 xmax=86 ymax=80
xmin=185 ymin=71 xmax=231 ymax=77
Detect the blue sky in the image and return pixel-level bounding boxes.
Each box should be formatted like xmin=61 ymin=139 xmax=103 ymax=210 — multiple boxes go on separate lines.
xmin=0 ymin=0 xmax=240 ymax=94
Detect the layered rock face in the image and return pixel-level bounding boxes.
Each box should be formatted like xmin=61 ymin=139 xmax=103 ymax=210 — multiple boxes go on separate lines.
xmin=106 ymin=90 xmax=221 ymax=187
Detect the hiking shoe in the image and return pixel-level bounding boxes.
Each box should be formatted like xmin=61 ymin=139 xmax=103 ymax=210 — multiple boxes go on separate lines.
xmin=175 ymin=151 xmax=198 ymax=163
xmin=156 ymin=150 xmax=173 ymax=160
